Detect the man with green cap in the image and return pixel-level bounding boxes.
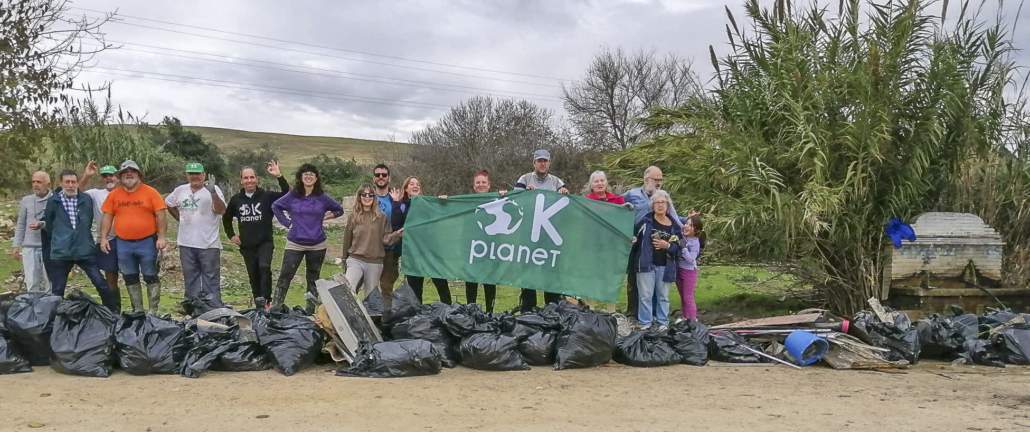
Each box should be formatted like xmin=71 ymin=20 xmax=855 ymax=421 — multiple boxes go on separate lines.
xmin=80 ymin=161 xmax=122 ymax=304
xmin=166 ymin=162 xmax=227 ymax=306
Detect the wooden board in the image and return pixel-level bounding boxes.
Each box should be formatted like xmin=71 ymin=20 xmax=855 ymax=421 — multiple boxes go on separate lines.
xmin=316 ymin=279 xmax=382 ymax=364
xmin=711 ymin=313 xmax=824 ymax=329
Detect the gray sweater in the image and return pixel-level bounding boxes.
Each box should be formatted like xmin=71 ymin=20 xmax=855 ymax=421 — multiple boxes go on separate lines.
xmin=14 ymin=192 xmax=51 ymax=248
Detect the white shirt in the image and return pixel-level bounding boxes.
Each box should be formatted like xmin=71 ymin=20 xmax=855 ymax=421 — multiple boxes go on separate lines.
xmin=84 ymin=188 xmax=114 ymax=240
xmin=166 ymin=184 xmax=225 ymax=249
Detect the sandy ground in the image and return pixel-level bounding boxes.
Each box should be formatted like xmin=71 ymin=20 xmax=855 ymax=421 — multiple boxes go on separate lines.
xmin=1 ymin=362 xmax=1028 ymax=432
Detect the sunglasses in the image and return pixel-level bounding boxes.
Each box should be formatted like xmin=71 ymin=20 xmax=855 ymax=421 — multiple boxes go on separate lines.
xmin=373 ymin=173 xmax=389 ymax=178
xmin=360 ymin=192 xmax=375 ymax=198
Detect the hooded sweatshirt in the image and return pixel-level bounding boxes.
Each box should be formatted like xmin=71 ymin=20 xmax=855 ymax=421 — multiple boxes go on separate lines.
xmin=223 ymin=176 xmax=290 ymax=248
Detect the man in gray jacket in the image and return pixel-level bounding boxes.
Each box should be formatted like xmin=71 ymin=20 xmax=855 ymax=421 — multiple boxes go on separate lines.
xmin=11 ymin=171 xmax=53 ymax=292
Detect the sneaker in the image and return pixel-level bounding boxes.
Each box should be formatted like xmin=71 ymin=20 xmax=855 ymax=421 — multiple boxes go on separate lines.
xmin=639 ymin=324 xmax=652 ymax=331
xmin=657 ymin=325 xmax=669 ymax=332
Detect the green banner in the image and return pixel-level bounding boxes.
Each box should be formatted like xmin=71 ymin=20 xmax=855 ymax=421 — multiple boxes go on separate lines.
xmin=400 ymin=190 xmax=634 ymax=303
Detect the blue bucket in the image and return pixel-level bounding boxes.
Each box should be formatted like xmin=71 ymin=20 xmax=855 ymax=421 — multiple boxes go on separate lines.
xmin=784 ymin=331 xmax=829 ymax=366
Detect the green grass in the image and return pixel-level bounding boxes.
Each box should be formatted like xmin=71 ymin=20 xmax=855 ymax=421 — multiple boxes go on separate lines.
xmin=188 ymin=126 xmax=412 ymax=175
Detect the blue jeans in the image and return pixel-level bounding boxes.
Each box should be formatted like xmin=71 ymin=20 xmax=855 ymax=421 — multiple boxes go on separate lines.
xmin=636 ymin=268 xmax=670 ymax=326
xmin=116 ymin=236 xmax=159 ymax=285
xmin=180 ymin=246 xmax=222 ymax=304
xmin=49 ymin=258 xmax=119 ymax=311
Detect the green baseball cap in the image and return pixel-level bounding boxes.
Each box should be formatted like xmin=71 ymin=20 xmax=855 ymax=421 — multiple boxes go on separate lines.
xmin=185 ymin=162 xmax=205 ymax=173
xmin=99 ymin=165 xmax=117 ymax=175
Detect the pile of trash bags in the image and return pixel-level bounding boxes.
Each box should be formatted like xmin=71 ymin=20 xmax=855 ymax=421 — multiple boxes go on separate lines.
xmin=850 ymin=305 xmax=1030 ymax=368
xmin=340 ymin=301 xmax=619 ymax=378
xmin=0 ymin=291 xmax=325 ymax=378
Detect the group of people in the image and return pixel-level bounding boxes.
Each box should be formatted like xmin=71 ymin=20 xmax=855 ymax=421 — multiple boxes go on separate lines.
xmin=10 ymin=148 xmax=704 ymax=329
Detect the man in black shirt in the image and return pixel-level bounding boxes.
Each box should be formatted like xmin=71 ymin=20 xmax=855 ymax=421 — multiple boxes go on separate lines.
xmin=223 ymin=161 xmax=290 ymax=307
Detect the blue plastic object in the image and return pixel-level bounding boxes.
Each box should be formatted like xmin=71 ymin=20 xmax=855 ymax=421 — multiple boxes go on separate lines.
xmin=784 ymin=331 xmax=829 ymax=366
xmin=884 ymin=217 xmax=917 ymax=248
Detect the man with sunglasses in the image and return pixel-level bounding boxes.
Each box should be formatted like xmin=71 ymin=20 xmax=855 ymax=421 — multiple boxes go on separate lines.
xmin=81 ymin=161 xmax=122 ymax=304
xmin=372 ymin=164 xmax=400 ymax=292
xmin=622 ymin=166 xmax=679 ymax=319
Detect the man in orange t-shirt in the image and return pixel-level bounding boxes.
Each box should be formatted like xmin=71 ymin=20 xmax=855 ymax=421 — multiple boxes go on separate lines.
xmin=99 ymin=160 xmax=168 ymax=312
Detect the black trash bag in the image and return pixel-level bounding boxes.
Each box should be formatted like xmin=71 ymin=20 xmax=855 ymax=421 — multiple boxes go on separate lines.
xmin=614 ymin=331 xmax=680 ymax=367
xmin=442 ymin=303 xmax=497 ymax=338
xmin=996 ymin=327 xmax=1030 ymax=365
xmin=458 ymin=332 xmax=529 ymax=371
xmin=337 ymin=339 xmax=442 ymax=378
xmin=4 ymin=292 xmax=61 ymax=365
xmin=666 ymin=320 xmax=710 ymax=366
xmin=49 ymin=292 xmax=118 ymax=377
xmin=0 ymin=333 xmax=32 ymax=374
xmin=960 ymin=339 xmax=1006 ymax=367
xmin=247 ymin=309 xmax=324 ymax=376
xmin=979 ymin=309 xmax=1020 ymax=328
xmin=363 ymin=283 xmax=422 ymax=325
xmin=180 ymin=293 xmax=223 ymax=317
xmin=518 ymin=331 xmax=557 ymax=366
xmin=708 ymin=331 xmax=764 ymax=363
xmin=851 ymin=309 xmax=921 ymax=364
xmin=391 ymin=307 xmax=458 ymax=368
xmin=917 ymin=313 xmax=979 ymax=359
xmin=554 ymin=311 xmax=617 ymax=370
xmin=114 ymin=313 xmax=189 ymax=375
xmin=214 ymin=342 xmax=274 ymax=371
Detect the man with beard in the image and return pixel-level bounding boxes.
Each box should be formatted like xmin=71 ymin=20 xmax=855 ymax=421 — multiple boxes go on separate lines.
xmin=11 ymin=171 xmax=52 ymax=292
xmin=372 ymin=164 xmax=399 ymax=292
xmin=512 ymin=149 xmax=569 ymax=312
xmin=39 ymin=170 xmax=119 ymax=310
xmin=223 ymin=161 xmax=290 ymax=307
xmin=80 ymin=161 xmax=122 ymax=304
xmin=99 ymin=160 xmax=169 ymax=312
xmin=622 ymin=166 xmax=679 ymax=319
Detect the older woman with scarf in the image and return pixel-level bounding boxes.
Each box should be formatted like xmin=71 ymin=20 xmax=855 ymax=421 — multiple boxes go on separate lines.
xmin=584 ymin=170 xmax=625 ymax=205
xmin=633 ymin=189 xmax=681 ymax=331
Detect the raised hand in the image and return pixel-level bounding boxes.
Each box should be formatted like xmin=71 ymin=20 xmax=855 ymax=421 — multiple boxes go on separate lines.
xmin=266 ymin=160 xmax=281 ymax=177
xmin=84 ymin=160 xmax=98 ymax=176
xmin=389 ymin=187 xmax=402 ymax=202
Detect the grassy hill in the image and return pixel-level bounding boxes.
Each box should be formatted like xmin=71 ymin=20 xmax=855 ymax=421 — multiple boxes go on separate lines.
xmin=187 ymin=126 xmax=412 ymax=174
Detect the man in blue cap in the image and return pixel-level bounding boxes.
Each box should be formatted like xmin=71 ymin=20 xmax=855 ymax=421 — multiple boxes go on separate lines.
xmin=512 ymin=148 xmax=569 ymax=312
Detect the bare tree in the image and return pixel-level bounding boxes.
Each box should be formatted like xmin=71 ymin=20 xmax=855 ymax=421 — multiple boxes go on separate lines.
xmin=0 ymin=0 xmax=112 ymax=189
xmin=405 ymin=96 xmax=596 ymax=195
xmin=563 ymin=47 xmax=703 ymax=151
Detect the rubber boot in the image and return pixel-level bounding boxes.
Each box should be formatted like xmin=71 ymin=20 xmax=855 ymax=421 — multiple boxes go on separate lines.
xmin=146 ymin=280 xmax=161 ymax=312
xmin=126 ymin=283 xmax=145 ymax=313
xmin=272 ymin=285 xmax=288 ymax=308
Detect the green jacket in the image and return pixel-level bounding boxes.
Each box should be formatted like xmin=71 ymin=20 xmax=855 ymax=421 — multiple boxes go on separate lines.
xmin=43 ymin=191 xmax=98 ymax=261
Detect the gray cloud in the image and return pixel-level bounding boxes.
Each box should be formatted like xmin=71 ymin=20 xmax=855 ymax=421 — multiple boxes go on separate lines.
xmin=72 ymin=0 xmax=1029 ymax=141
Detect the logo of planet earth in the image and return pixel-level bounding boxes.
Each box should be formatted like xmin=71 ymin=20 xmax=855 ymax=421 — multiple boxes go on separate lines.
xmin=475 ymin=198 xmax=524 ymax=235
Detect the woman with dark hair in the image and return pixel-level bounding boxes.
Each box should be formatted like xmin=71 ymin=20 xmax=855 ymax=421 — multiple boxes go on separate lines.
xmin=343 ymin=183 xmax=402 ymax=312
xmin=270 ymin=164 xmax=344 ymax=310
xmin=391 ymin=176 xmax=452 ymax=304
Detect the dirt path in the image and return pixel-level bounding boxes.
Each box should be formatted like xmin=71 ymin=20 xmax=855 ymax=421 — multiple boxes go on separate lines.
xmin=2 ymin=362 xmax=1028 ymax=432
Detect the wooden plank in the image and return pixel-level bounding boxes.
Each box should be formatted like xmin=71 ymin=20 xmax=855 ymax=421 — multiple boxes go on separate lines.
xmin=711 ymin=313 xmax=823 ymax=329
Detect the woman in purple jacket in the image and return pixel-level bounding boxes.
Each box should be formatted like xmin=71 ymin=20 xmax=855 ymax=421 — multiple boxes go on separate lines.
xmin=270 ymin=164 xmax=344 ymax=310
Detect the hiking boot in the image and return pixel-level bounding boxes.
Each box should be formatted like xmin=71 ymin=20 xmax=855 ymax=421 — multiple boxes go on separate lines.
xmin=657 ymin=324 xmax=669 ymax=332
xmin=639 ymin=324 xmax=652 ymax=331
xmin=126 ymin=284 xmax=145 ymax=313
xmin=146 ymin=280 xmax=161 ymax=312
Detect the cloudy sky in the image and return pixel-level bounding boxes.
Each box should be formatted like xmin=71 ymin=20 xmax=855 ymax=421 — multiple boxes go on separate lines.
xmin=70 ymin=0 xmax=1029 ymax=142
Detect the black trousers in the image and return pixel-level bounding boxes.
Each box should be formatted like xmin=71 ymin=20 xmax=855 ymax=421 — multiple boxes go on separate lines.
xmin=464 ymin=282 xmax=496 ymax=313
xmin=273 ymin=249 xmax=326 ymax=307
xmin=626 ymin=246 xmax=640 ymax=317
xmin=240 ymin=241 xmax=274 ymax=307
xmin=519 ymin=289 xmax=563 ymax=312
xmin=406 ymin=276 xmax=451 ymax=304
